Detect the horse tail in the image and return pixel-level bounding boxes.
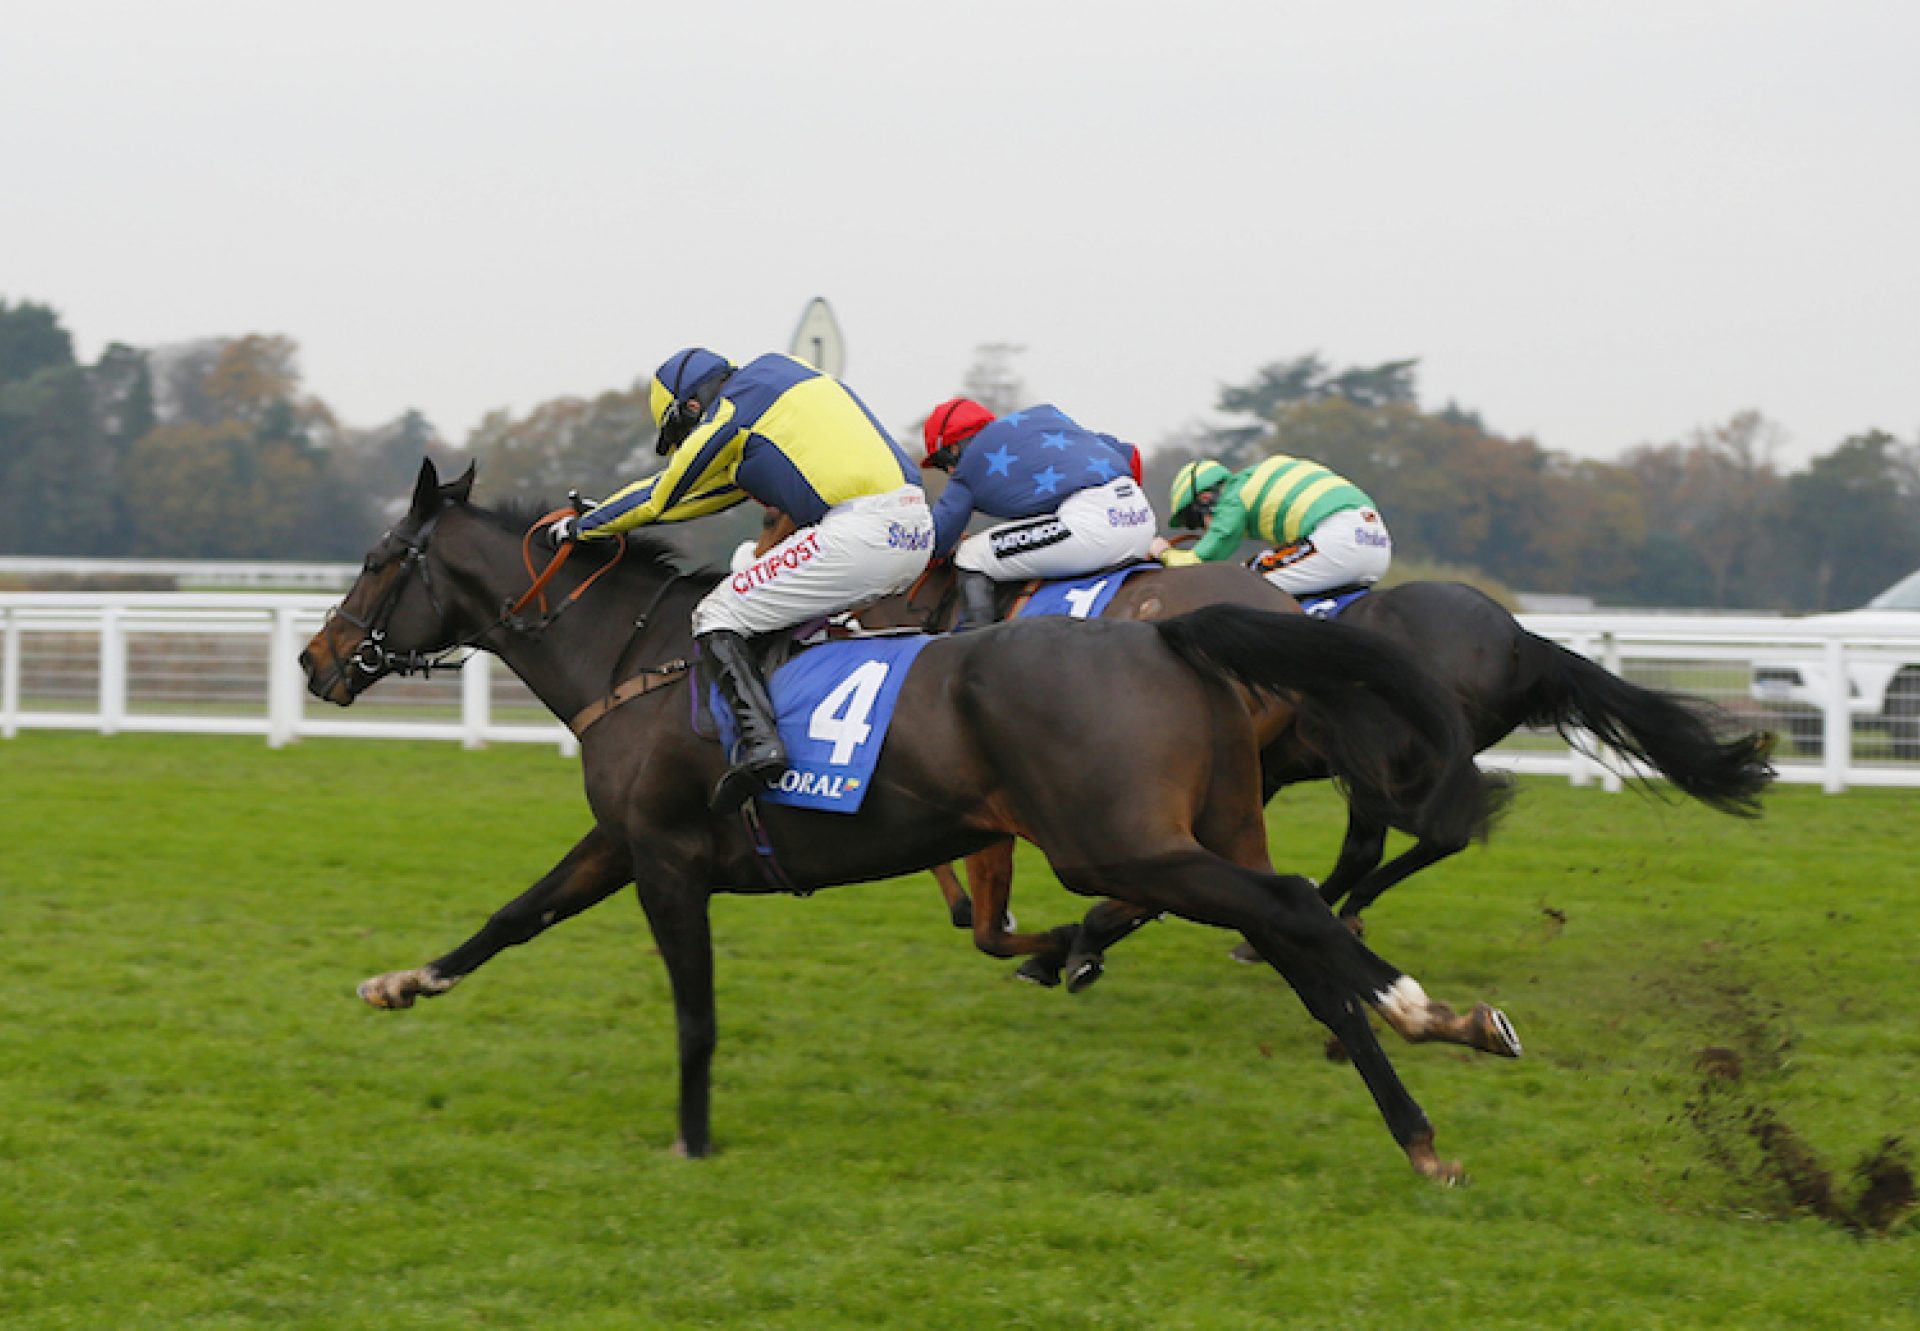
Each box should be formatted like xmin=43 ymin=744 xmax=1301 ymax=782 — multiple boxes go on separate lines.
xmin=1514 ymin=634 xmax=1776 ymax=816
xmin=1153 ymin=604 xmax=1503 ymax=851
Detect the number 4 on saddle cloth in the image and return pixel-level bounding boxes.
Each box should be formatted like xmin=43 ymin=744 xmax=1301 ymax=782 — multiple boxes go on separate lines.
xmin=706 ymin=635 xmax=933 ymax=813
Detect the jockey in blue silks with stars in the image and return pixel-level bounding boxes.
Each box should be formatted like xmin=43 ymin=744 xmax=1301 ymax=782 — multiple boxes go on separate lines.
xmin=920 ymin=398 xmax=1156 ymax=629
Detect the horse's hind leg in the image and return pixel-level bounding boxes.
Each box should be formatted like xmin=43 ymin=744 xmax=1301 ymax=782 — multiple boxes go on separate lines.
xmin=359 ymin=825 xmax=632 ymax=1009
xmin=1258 ymin=933 xmax=1466 ymax=1183
xmin=1067 ymin=850 xmax=1496 ymax=1177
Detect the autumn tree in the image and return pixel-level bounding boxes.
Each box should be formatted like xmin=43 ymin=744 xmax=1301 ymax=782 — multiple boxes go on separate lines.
xmin=1210 ymin=354 xmax=1419 ymax=462
xmin=465 ymin=384 xmax=658 ymax=502
xmin=0 ymin=298 xmax=74 ymax=388
xmin=1774 ymin=429 xmax=1920 ymax=608
xmin=1622 ymin=411 xmax=1785 ymax=608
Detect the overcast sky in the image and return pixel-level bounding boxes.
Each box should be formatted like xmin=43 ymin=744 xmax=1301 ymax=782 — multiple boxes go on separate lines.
xmin=5 ymin=2 xmax=1916 ymax=470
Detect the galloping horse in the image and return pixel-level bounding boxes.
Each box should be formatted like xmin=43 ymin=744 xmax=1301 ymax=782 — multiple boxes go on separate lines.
xmin=302 ymin=460 xmax=1518 ymax=1181
xmin=871 ymin=566 xmax=1774 ymax=988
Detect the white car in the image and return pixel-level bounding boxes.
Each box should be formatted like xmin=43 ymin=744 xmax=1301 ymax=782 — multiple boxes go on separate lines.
xmin=1750 ymin=567 xmax=1920 ymax=759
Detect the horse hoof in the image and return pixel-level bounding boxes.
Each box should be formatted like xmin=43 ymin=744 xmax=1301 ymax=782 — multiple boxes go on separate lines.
xmin=357 ymin=974 xmax=416 ymax=1009
xmin=1406 ymin=1137 xmax=1468 ymax=1186
xmin=1340 ymin=914 xmax=1367 ymax=939
xmin=948 ymin=900 xmax=973 ymax=930
xmin=1014 ymin=958 xmax=1062 ymax=987
xmin=1229 ymin=940 xmax=1262 ymax=965
xmin=1474 ymin=1004 xmax=1523 ymax=1058
xmin=1065 ymin=956 xmax=1105 ymax=994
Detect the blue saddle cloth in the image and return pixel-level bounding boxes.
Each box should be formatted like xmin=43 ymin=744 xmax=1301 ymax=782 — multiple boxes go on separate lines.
xmin=1298 ymin=586 xmax=1372 ymax=620
xmin=1016 ymin=563 xmax=1160 ymax=620
xmin=710 ymin=635 xmax=933 ymax=813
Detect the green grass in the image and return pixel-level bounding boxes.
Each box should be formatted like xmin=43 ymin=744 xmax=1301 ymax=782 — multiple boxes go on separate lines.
xmin=1 ymin=733 xmax=1916 ymax=1330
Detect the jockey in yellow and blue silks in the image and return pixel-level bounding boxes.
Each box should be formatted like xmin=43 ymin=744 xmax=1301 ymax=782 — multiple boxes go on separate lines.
xmin=549 ymin=348 xmax=932 ymax=812
xmin=1152 ymin=455 xmax=1393 ymax=596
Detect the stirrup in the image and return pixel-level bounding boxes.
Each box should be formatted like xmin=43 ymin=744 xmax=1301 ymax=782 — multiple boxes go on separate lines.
xmin=710 ymin=745 xmax=787 ymax=815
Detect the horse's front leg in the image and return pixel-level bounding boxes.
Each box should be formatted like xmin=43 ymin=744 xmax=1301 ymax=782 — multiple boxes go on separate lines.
xmin=1015 ymin=897 xmax=1161 ymax=992
xmin=633 ymin=871 xmax=717 ymax=1158
xmin=1315 ymin=809 xmax=1389 ymax=912
xmin=930 ymin=863 xmax=972 ymax=930
xmin=1337 ymin=836 xmax=1466 ymax=921
xmin=358 ymin=825 xmax=632 ymax=1009
xmin=955 ymin=843 xmax=1079 ymax=983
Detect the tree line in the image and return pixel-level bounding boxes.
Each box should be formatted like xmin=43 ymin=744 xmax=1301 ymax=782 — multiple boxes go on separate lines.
xmin=3 ymin=299 xmax=1915 ymax=609
xmin=1144 ymin=354 xmax=1919 ymax=611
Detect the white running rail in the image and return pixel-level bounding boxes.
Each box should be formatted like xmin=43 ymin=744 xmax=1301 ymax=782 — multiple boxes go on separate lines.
xmin=4 ymin=594 xmax=1918 ymax=791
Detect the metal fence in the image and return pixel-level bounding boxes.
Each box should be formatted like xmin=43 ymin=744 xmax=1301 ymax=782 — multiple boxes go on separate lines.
xmin=4 ymin=593 xmax=1918 ymax=792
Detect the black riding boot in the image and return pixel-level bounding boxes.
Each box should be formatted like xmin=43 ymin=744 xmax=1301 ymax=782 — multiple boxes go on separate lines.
xmin=957 ymin=570 xmax=999 ymax=631
xmin=698 ymin=629 xmax=789 ymax=814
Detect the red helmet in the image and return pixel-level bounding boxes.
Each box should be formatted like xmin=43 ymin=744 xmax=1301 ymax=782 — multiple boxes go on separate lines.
xmin=921 ymin=398 xmax=996 ymax=468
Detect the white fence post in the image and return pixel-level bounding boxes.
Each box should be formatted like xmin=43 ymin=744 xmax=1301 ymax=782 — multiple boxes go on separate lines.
xmin=1822 ymin=638 xmax=1849 ymax=795
xmin=462 ymin=653 xmax=492 ymax=749
xmin=99 ymin=605 xmax=126 ymax=736
xmin=1567 ymin=631 xmax=1596 ymax=788
xmin=268 ymin=607 xmax=303 ymax=748
xmin=1600 ymin=630 xmax=1624 ymax=794
xmin=2 ymin=607 xmax=19 ymax=739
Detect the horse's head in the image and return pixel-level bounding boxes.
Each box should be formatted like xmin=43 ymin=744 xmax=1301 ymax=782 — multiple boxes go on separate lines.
xmin=301 ymin=457 xmax=477 ymax=705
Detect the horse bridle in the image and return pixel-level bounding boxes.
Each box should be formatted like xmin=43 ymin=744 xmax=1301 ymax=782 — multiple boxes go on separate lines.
xmin=329 ymin=505 xmax=670 ymax=692
xmin=329 ymin=510 xmax=455 ymax=681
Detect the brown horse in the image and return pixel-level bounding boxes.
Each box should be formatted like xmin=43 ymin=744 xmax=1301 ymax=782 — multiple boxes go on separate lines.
xmin=302 ymin=460 xmax=1518 ymax=1181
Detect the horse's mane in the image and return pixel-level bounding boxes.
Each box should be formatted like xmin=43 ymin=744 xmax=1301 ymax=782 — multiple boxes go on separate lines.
xmin=470 ymin=497 xmax=724 ymax=584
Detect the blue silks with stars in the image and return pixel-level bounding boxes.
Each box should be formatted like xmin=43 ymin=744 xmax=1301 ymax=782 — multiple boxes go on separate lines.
xmin=929 ymin=403 xmax=1141 ymax=559
xmin=708 ymin=635 xmax=934 ymax=813
xmin=1017 ymin=563 xmax=1160 ymax=620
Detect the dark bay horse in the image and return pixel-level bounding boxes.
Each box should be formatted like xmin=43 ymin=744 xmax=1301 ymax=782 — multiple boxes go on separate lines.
xmin=302 ymin=460 xmax=1518 ymax=1181
xmin=870 ymin=565 xmax=1773 ymax=988
xmin=1013 ymin=578 xmax=1777 ymax=986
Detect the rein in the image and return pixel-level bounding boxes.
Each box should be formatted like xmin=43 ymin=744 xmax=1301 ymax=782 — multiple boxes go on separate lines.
xmin=503 ymin=508 xmax=628 ymax=630
xmin=337 ymin=506 xmax=635 ymax=684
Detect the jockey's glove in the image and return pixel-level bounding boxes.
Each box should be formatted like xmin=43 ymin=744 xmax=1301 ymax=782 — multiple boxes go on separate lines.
xmin=547 ymin=515 xmax=578 ymax=547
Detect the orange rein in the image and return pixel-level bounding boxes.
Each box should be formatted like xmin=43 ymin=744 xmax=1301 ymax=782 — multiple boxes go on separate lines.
xmin=509 ymin=508 xmax=627 ymax=621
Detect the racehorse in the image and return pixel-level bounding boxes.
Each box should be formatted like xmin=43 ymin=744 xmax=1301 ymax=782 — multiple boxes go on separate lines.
xmin=301 ymin=460 xmax=1519 ymax=1181
xmin=969 ymin=576 xmax=1777 ymax=987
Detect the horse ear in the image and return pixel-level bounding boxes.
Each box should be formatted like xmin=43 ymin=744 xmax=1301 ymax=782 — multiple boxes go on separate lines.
xmin=443 ymin=461 xmax=475 ymax=505
xmin=410 ymin=457 xmax=443 ymax=519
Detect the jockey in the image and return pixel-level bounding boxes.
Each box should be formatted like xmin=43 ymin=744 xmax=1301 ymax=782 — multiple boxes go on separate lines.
xmin=1152 ymin=455 xmax=1393 ymax=596
xmin=550 ymin=348 xmax=932 ymax=812
xmin=921 ymin=398 xmax=1155 ymax=629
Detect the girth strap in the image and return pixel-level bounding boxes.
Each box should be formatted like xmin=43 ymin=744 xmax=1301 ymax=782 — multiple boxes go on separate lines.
xmin=568 ymin=660 xmax=691 ymax=737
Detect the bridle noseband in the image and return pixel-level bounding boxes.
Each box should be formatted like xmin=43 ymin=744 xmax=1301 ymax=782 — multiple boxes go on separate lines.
xmin=329 ymin=510 xmax=454 ymax=681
